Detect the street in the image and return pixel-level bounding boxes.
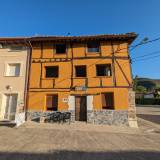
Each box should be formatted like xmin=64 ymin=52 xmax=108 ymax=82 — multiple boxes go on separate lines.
xmin=0 ymin=105 xmax=159 ymax=160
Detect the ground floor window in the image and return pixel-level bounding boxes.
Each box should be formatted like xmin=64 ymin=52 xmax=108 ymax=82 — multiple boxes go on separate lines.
xmin=101 ymin=92 xmax=114 ymax=109
xmin=46 ymin=95 xmax=58 ymax=111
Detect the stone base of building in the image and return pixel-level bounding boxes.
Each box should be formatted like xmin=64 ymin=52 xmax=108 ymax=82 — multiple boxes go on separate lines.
xmin=27 ymin=110 xmax=129 ymax=126
xmin=87 ymin=110 xmax=128 ymax=126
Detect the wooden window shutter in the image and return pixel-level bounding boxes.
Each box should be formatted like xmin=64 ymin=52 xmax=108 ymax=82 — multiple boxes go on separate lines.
xmin=46 ymin=95 xmax=53 ymax=109
xmin=101 ymin=94 xmax=106 ymax=107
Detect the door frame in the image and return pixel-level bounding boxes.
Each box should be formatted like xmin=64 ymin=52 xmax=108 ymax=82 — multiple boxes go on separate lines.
xmin=75 ymin=96 xmax=87 ymax=122
xmin=0 ymin=93 xmax=18 ymax=121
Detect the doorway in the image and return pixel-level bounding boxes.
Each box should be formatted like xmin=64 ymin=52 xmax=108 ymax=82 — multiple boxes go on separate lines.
xmin=3 ymin=94 xmax=18 ymax=121
xmin=75 ymin=96 xmax=87 ymax=121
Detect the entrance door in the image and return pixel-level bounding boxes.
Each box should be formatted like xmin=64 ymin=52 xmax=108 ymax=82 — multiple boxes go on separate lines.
xmin=75 ymin=96 xmax=87 ymax=121
xmin=4 ymin=94 xmax=18 ymax=120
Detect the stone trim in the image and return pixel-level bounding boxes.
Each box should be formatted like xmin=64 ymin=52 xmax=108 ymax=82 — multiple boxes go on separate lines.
xmin=87 ymin=95 xmax=93 ymax=110
xmin=128 ymin=89 xmax=138 ymax=128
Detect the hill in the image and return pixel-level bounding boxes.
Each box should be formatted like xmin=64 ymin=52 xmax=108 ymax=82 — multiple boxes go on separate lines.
xmin=135 ymin=77 xmax=160 ymax=91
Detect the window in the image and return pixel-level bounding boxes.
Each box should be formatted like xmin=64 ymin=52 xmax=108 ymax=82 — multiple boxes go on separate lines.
xmin=96 ymin=64 xmax=111 ymax=76
xmin=87 ymin=41 xmax=100 ymax=52
xmin=56 ymin=44 xmax=66 ymax=54
xmin=9 ymin=45 xmax=24 ymax=51
xmin=45 ymin=66 xmax=59 ymax=78
xmin=101 ymin=93 xmax=114 ymax=109
xmin=75 ymin=65 xmax=86 ymax=77
xmin=46 ymin=95 xmax=58 ymax=111
xmin=7 ymin=63 xmax=20 ymax=76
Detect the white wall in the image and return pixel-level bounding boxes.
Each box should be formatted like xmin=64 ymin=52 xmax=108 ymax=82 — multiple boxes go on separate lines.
xmin=0 ymin=46 xmax=28 ymax=123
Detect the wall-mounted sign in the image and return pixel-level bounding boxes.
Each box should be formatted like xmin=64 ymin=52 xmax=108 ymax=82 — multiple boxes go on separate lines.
xmin=75 ymin=86 xmax=87 ymax=91
xmin=62 ymin=98 xmax=68 ymax=103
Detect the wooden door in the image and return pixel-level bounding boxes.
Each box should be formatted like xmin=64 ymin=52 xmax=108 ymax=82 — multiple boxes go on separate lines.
xmin=75 ymin=96 xmax=87 ymax=121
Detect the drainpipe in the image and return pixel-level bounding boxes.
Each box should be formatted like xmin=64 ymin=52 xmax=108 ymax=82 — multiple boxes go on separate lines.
xmin=23 ymin=40 xmax=32 ymax=121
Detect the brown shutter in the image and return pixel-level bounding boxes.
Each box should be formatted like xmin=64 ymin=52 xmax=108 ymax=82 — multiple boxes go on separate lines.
xmin=52 ymin=95 xmax=58 ymax=110
xmin=101 ymin=94 xmax=106 ymax=108
xmin=46 ymin=95 xmax=53 ymax=109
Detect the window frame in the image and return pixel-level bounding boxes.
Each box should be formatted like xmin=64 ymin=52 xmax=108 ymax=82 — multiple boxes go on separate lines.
xmin=86 ymin=41 xmax=100 ymax=53
xmin=101 ymin=92 xmax=114 ymax=110
xmin=55 ymin=43 xmax=67 ymax=54
xmin=4 ymin=62 xmax=22 ymax=77
xmin=75 ymin=65 xmax=87 ymax=78
xmin=96 ymin=64 xmax=112 ymax=77
xmin=9 ymin=45 xmax=26 ymax=52
xmin=46 ymin=94 xmax=58 ymax=111
xmin=45 ymin=66 xmax=59 ymax=78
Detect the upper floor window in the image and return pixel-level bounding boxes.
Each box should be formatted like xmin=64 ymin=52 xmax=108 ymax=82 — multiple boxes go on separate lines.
xmin=87 ymin=41 xmax=100 ymax=53
xmin=96 ymin=64 xmax=111 ymax=76
xmin=6 ymin=63 xmax=21 ymax=77
xmin=9 ymin=45 xmax=25 ymax=51
xmin=75 ymin=65 xmax=86 ymax=77
xmin=56 ymin=44 xmax=66 ymax=54
xmin=45 ymin=66 xmax=59 ymax=78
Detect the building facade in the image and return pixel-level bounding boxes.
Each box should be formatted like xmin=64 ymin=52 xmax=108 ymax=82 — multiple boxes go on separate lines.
xmin=27 ymin=33 xmax=137 ymax=126
xmin=0 ymin=39 xmax=29 ymax=126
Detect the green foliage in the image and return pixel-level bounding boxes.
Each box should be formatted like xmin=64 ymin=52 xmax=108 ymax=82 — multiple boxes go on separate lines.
xmin=136 ymin=98 xmax=160 ymax=105
xmin=136 ymin=85 xmax=147 ymax=93
xmin=133 ymin=75 xmax=138 ymax=91
xmin=137 ymin=80 xmax=156 ymax=91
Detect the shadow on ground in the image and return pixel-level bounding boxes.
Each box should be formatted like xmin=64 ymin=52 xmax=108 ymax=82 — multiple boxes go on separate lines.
xmin=137 ymin=114 xmax=160 ymax=124
xmin=0 ymin=150 xmax=160 ymax=160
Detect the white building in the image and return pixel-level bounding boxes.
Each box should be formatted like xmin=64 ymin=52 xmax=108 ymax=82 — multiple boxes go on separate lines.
xmin=0 ymin=39 xmax=29 ymax=126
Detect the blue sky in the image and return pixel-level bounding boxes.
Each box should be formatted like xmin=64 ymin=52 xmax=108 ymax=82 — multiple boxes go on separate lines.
xmin=0 ymin=0 xmax=160 ymax=79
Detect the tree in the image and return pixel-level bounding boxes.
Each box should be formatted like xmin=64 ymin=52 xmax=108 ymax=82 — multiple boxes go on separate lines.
xmin=133 ymin=75 xmax=138 ymax=91
xmin=136 ymin=85 xmax=147 ymax=93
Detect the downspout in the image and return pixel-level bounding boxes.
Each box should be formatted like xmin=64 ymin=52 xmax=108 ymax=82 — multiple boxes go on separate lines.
xmin=111 ymin=41 xmax=116 ymax=87
xmin=70 ymin=41 xmax=74 ymax=90
xmin=24 ymin=40 xmax=32 ymax=121
xmin=128 ymin=44 xmax=134 ymax=88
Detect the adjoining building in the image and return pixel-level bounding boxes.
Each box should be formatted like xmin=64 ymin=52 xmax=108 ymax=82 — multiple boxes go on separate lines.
xmin=0 ymin=38 xmax=30 ymax=126
xmin=27 ymin=33 xmax=138 ymax=126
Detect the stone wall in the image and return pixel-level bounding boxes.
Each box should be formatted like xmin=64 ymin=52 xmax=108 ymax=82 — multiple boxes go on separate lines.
xmin=26 ymin=110 xmax=75 ymax=122
xmin=27 ymin=110 xmax=128 ymax=126
xmin=87 ymin=110 xmax=129 ymax=126
xmin=128 ymin=89 xmax=138 ymax=127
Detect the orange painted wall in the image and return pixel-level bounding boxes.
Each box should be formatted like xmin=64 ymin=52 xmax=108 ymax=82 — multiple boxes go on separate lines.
xmin=28 ymin=41 xmax=132 ymax=111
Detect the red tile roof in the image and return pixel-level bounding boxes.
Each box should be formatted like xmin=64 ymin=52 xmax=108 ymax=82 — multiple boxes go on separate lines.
xmin=0 ymin=32 xmax=137 ymax=44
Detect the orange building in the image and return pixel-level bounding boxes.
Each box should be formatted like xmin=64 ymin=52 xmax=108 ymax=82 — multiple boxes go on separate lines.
xmin=27 ymin=33 xmax=137 ymax=126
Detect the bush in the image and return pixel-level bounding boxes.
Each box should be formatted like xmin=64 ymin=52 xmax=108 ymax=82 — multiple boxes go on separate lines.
xmin=136 ymin=98 xmax=160 ymax=105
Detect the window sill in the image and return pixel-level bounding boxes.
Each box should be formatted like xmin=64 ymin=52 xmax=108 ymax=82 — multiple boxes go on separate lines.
xmin=44 ymin=77 xmax=59 ymax=79
xmin=55 ymin=53 xmax=67 ymax=55
xmin=95 ymin=76 xmax=112 ymax=78
xmin=86 ymin=52 xmax=100 ymax=54
xmin=4 ymin=75 xmax=20 ymax=77
xmin=73 ymin=77 xmax=87 ymax=79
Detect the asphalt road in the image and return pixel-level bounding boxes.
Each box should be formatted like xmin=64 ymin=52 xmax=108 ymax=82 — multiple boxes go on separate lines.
xmin=0 ymin=106 xmax=159 ymax=160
